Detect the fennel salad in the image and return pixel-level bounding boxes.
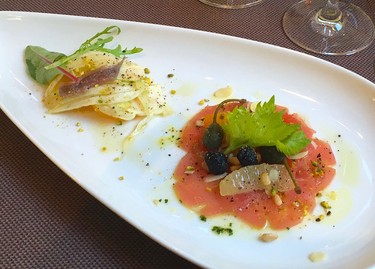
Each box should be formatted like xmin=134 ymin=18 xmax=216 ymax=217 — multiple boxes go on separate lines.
xmin=24 ymin=26 xmax=169 ymax=151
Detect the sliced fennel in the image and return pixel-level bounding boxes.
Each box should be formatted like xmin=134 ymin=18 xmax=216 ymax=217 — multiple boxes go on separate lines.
xmin=43 ymin=51 xmax=168 ymax=153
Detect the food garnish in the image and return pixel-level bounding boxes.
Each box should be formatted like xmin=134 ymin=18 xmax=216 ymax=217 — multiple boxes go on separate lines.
xmin=173 ymin=96 xmax=336 ymax=230
xmin=221 ymin=96 xmax=310 ymax=156
xmin=25 ymin=26 xmax=168 ymax=152
xmin=308 ymin=251 xmax=327 ymax=262
xmin=219 ymin=163 xmax=294 ymax=196
xmin=203 ymin=97 xmax=306 ymax=193
xmin=259 ymin=233 xmax=278 ymax=242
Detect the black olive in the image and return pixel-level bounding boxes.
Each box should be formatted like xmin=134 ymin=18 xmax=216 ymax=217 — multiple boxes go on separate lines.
xmin=237 ymin=146 xmax=258 ymax=166
xmin=203 ymin=123 xmax=224 ymax=150
xmin=258 ymin=146 xmax=285 ymax=164
xmin=205 ymin=151 xmax=228 ymax=175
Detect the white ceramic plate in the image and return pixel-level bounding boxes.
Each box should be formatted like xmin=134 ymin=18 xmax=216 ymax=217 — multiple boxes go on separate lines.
xmin=1 ymin=11 xmax=375 ymax=269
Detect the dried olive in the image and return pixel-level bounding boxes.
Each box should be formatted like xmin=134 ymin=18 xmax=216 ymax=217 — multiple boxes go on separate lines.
xmin=237 ymin=146 xmax=258 ymax=166
xmin=258 ymin=146 xmax=285 ymax=164
xmin=205 ymin=151 xmax=228 ymax=175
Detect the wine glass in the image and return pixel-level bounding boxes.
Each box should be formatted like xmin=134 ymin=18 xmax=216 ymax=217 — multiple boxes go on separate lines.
xmin=199 ymin=0 xmax=263 ymax=9
xmin=283 ymin=0 xmax=375 ymax=55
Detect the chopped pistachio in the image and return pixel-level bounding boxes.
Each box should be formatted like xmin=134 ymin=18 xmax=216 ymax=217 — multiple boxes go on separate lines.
xmin=185 ymin=166 xmax=195 ymax=174
xmin=320 ymin=201 xmax=331 ymax=209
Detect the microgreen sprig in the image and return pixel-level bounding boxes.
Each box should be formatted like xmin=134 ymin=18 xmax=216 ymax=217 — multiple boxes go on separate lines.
xmin=45 ymin=26 xmax=142 ymax=70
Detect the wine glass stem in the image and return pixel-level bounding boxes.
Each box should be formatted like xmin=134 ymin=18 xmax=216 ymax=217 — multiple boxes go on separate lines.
xmin=319 ymin=0 xmax=342 ymax=21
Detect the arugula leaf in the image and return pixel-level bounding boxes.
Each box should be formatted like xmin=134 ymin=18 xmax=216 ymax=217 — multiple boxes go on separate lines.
xmin=222 ymin=96 xmax=310 ymax=156
xmin=45 ymin=25 xmax=142 ymax=70
xmin=25 ymin=46 xmax=66 ymax=84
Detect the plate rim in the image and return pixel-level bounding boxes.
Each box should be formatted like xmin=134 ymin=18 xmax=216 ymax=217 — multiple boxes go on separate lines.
xmin=1 ymin=10 xmax=375 ymax=269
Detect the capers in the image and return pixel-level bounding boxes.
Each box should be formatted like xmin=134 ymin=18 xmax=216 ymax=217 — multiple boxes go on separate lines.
xmin=203 ymin=123 xmax=224 ymax=150
xmin=202 ymin=98 xmax=246 ymax=150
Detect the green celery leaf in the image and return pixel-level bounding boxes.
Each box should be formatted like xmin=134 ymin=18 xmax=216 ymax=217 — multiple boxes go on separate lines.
xmin=276 ymin=130 xmax=311 ymax=156
xmin=222 ymin=96 xmax=310 ymax=155
xmin=24 ymin=45 xmax=66 ymax=84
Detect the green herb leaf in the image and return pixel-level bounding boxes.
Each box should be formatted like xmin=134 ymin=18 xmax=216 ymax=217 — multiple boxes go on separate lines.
xmin=24 ymin=45 xmax=66 ymax=84
xmin=222 ymin=96 xmax=310 ymax=156
xmin=45 ymin=25 xmax=142 ymax=70
xmin=276 ymin=130 xmax=310 ymax=156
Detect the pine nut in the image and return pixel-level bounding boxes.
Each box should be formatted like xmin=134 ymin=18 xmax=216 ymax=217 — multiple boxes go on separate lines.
xmin=228 ymin=156 xmax=241 ymax=165
xmin=273 ymin=194 xmax=283 ymax=206
xmin=259 ymin=233 xmax=278 ymax=242
xmin=260 ymin=172 xmax=271 ymax=186
xmin=195 ymin=119 xmax=204 ymax=127
xmin=268 ymin=169 xmax=280 ymax=183
xmin=308 ymin=252 xmax=326 ymax=262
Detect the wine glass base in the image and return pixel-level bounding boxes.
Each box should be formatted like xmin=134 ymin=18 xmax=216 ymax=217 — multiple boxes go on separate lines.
xmin=283 ymin=0 xmax=375 ymax=55
xmin=199 ymin=0 xmax=263 ymax=9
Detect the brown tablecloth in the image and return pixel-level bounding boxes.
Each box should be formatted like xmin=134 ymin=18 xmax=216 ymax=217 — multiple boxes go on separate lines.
xmin=1 ymin=1 xmax=374 ymax=268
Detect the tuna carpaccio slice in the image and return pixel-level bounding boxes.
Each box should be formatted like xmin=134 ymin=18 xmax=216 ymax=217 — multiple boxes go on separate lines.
xmin=173 ymin=104 xmax=336 ymax=230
